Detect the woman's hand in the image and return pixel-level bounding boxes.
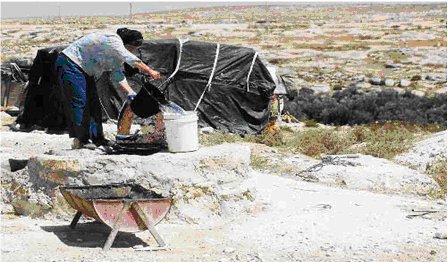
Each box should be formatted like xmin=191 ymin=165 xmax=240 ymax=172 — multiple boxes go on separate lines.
xmin=135 ymin=61 xmax=161 ymax=80
xmin=149 ymin=69 xmax=161 ymax=80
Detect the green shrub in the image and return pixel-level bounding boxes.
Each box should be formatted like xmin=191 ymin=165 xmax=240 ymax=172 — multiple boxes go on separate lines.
xmin=289 ymin=128 xmax=355 ymax=158
xmin=351 ymin=122 xmax=416 ymax=159
xmin=427 ymin=157 xmax=447 ymax=198
xmin=250 ymin=154 xmax=270 ymax=170
xmin=283 ymin=122 xmax=431 ymax=159
xmin=303 ymin=119 xmax=319 ymax=127
xmin=199 ymin=121 xmax=440 ymax=161
xmin=199 ymin=132 xmax=243 ymax=146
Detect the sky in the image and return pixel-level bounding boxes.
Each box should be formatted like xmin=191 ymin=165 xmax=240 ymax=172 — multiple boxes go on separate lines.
xmin=1 ymin=1 xmax=443 ymax=19
xmin=1 ymin=2 xmax=278 ymax=19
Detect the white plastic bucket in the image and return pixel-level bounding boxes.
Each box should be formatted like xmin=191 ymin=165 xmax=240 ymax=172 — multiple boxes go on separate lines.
xmin=163 ymin=111 xmax=199 ymax=152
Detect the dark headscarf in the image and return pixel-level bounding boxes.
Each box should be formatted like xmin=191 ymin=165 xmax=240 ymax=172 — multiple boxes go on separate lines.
xmin=116 ymin=28 xmax=143 ymax=47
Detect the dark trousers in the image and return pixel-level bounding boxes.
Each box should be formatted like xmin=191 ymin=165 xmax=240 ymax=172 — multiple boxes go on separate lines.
xmin=55 ymin=54 xmax=104 ymax=143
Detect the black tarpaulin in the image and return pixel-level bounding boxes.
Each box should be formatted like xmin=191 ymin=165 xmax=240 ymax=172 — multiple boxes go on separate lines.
xmin=16 ymin=39 xmax=276 ymax=134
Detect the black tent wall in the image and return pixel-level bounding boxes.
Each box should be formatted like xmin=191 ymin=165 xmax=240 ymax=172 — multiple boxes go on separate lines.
xmin=16 ymin=39 xmax=276 ymax=134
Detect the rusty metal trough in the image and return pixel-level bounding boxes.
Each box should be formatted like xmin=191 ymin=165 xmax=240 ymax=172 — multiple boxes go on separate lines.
xmin=60 ymin=184 xmax=172 ymax=251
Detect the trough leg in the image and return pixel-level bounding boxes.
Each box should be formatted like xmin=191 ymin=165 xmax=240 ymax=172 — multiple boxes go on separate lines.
xmin=131 ymin=202 xmax=166 ymax=247
xmin=69 ymin=211 xmax=83 ymax=229
xmin=103 ymin=202 xmax=130 ymax=251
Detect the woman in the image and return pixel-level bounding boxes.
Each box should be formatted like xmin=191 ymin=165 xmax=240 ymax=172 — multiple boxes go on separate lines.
xmin=56 ymin=28 xmax=160 ymax=149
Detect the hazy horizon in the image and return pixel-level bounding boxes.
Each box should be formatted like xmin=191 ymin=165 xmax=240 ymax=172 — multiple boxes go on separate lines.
xmin=2 ymin=2 xmax=444 ymax=19
xmin=1 ymin=2 xmax=276 ymax=19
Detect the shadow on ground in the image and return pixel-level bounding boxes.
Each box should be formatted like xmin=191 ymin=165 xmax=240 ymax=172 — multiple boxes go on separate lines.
xmin=41 ymin=221 xmax=148 ymax=249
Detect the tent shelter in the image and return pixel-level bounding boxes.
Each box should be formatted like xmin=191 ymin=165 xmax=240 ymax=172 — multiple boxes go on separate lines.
xmin=16 ymin=39 xmax=279 ymax=134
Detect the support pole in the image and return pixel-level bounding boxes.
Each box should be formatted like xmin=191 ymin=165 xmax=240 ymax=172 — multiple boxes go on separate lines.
xmin=131 ymin=202 xmax=166 ymax=247
xmin=69 ymin=211 xmax=82 ymax=229
xmin=103 ymin=202 xmax=130 ymax=251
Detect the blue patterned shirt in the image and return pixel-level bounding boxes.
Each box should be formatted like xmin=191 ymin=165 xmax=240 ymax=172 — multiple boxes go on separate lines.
xmin=62 ymin=32 xmax=141 ymax=84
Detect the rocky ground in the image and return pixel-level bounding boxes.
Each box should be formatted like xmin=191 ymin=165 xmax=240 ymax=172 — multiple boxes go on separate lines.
xmin=0 ymin=118 xmax=446 ymax=261
xmin=2 ymin=3 xmax=446 ymax=97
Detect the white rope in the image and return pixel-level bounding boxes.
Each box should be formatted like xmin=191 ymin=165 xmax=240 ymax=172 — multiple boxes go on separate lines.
xmin=207 ymin=43 xmax=220 ymax=92
xmin=141 ymin=38 xmax=184 ymax=99
xmin=194 ymin=43 xmax=220 ymax=112
xmin=157 ymin=38 xmax=184 ymax=90
xmin=246 ymin=52 xmax=258 ymax=92
xmin=10 ymin=63 xmax=27 ymax=83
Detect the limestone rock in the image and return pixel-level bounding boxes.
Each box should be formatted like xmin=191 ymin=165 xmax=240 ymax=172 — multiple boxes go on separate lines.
xmin=369 ymin=77 xmax=382 ymax=85
xmin=296 ymin=154 xmax=440 ymax=195
xmin=17 ymin=144 xmax=255 ymax=223
xmin=354 ymin=82 xmax=371 ymax=89
xmin=400 ymin=79 xmax=411 ymax=87
xmin=411 ymin=90 xmax=425 ymax=97
xmin=351 ymin=75 xmax=365 ymax=82
xmin=394 ymin=131 xmax=447 ymax=173
xmin=312 ymin=84 xmax=331 ymax=94
xmin=385 ymin=61 xmax=401 ymax=68
xmin=384 ymin=79 xmax=395 ymax=87
xmin=27 ymin=157 xmax=81 ymax=185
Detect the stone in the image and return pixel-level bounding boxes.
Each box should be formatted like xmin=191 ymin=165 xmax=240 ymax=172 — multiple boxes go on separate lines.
xmin=425 ymin=74 xmax=437 ymax=81
xmin=384 ymin=79 xmax=395 ymax=87
xmin=223 ymin=247 xmax=236 ymax=254
xmin=11 ymin=192 xmax=52 ymax=217
xmin=400 ymin=79 xmax=411 ymax=87
xmin=334 ymin=72 xmax=343 ymax=78
xmin=354 ymin=82 xmax=371 ymax=89
xmin=312 ymin=84 xmax=331 ymax=94
xmin=411 ymin=90 xmax=425 ymax=97
xmin=392 ymin=87 xmax=405 ymax=94
xmin=351 ymin=75 xmax=365 ymax=82
xmin=385 ymin=61 xmax=401 ymax=68
xmin=425 ymin=74 xmax=446 ymax=83
xmin=293 ymin=153 xmax=439 ymax=195
xmin=434 ymin=233 xmax=447 ymax=240
xmin=411 ymin=75 xmax=422 ymax=81
xmin=10 ymin=144 xmax=255 ymax=223
xmin=395 ymin=131 xmax=446 ymax=173
xmin=8 ymin=159 xmax=28 ymax=172
xmin=0 ymin=111 xmax=13 ymax=119
xmin=369 ymin=77 xmax=382 ymax=85
xmin=400 ymin=58 xmax=413 ymax=64
xmin=200 ymin=127 xmax=215 ymax=134
xmin=27 ymin=157 xmax=81 ymax=185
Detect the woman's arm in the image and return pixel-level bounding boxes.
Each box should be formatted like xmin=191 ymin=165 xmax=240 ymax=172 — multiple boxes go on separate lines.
xmin=134 ymin=61 xmax=161 ymax=80
xmin=117 ymin=79 xmax=136 ymax=96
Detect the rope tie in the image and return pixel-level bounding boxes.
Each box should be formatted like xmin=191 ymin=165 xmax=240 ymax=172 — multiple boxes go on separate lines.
xmin=156 ymin=38 xmax=185 ymax=91
xmin=129 ymin=38 xmax=185 ymax=119
xmin=194 ymin=43 xmax=220 ymax=112
xmin=10 ymin=63 xmax=27 ymax=83
xmin=246 ymin=52 xmax=258 ymax=92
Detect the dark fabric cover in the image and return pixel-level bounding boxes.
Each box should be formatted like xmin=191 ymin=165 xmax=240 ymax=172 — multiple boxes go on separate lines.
xmin=16 ymin=46 xmax=127 ymax=129
xmin=130 ymin=82 xmax=163 ymax=118
xmin=16 ymin=47 xmax=67 ymax=129
xmin=16 ymin=39 xmax=276 ymax=134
